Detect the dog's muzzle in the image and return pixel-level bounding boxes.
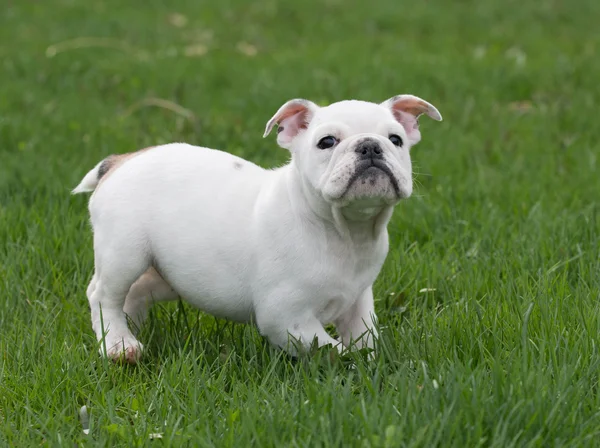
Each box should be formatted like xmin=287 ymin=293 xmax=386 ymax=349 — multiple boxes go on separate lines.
xmin=341 ymin=139 xmax=401 ymax=197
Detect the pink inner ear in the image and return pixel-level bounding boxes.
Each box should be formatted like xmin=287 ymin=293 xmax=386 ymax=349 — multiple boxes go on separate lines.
xmin=383 ymin=94 xmax=441 ymax=146
xmin=392 ymin=109 xmax=422 ymax=145
xmin=276 ymin=109 xmax=310 ymax=147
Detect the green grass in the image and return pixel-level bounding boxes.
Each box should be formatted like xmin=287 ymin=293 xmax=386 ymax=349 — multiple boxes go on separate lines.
xmin=1 ymin=0 xmax=600 ymax=445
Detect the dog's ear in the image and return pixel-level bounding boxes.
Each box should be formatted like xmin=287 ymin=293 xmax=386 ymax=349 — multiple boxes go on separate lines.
xmin=381 ymin=95 xmax=442 ymax=145
xmin=263 ymin=99 xmax=318 ymax=149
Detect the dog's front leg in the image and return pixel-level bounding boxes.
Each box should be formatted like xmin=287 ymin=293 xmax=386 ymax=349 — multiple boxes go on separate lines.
xmin=335 ymin=287 xmax=378 ymax=351
xmin=255 ymin=293 xmax=341 ymax=355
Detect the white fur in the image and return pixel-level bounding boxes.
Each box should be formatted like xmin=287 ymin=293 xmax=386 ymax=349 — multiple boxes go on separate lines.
xmin=73 ymin=96 xmax=441 ymax=363
xmin=72 ymin=160 xmax=104 ymax=193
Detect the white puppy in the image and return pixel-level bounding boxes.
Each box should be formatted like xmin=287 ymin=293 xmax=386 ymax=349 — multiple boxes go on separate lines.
xmin=73 ymin=95 xmax=441 ymax=363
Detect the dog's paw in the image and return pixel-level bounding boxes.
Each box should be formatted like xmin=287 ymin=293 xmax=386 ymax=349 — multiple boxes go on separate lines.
xmin=101 ymin=335 xmax=144 ymax=364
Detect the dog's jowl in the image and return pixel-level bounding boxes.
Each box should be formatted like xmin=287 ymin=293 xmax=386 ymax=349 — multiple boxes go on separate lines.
xmin=73 ymin=95 xmax=442 ymax=363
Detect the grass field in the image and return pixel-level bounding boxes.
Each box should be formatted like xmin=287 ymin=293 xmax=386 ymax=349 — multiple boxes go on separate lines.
xmin=2 ymin=0 xmax=600 ymax=446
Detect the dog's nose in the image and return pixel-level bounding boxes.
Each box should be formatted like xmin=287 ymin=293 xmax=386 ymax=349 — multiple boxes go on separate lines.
xmin=356 ymin=140 xmax=383 ymax=160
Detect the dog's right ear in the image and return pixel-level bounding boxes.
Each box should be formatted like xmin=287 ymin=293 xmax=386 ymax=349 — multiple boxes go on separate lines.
xmin=263 ymin=99 xmax=318 ymax=149
xmin=381 ymin=95 xmax=442 ymax=146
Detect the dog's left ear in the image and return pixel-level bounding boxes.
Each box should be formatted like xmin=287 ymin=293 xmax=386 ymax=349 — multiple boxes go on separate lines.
xmin=381 ymin=95 xmax=442 ymax=145
xmin=263 ymin=99 xmax=318 ymax=149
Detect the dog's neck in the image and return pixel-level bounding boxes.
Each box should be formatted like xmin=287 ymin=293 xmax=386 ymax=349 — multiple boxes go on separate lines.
xmin=284 ymin=162 xmax=393 ymax=241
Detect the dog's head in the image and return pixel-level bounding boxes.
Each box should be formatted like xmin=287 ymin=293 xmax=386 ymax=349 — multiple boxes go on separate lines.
xmin=264 ymin=95 xmax=441 ymax=211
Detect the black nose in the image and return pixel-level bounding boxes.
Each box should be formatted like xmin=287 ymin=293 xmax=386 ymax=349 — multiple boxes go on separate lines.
xmin=356 ymin=140 xmax=383 ymax=160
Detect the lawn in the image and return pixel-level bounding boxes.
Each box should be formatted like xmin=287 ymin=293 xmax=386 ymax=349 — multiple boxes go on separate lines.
xmin=1 ymin=0 xmax=600 ymax=446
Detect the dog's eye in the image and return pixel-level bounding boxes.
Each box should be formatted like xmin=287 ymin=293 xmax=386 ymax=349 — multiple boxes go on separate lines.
xmin=389 ymin=134 xmax=403 ymax=147
xmin=317 ymin=136 xmax=337 ymax=150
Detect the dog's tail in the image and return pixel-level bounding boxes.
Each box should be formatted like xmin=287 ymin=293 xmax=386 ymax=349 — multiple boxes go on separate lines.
xmin=71 ymin=157 xmax=113 ymax=194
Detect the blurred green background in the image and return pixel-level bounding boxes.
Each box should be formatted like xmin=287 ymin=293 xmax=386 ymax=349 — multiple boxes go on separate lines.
xmin=1 ymin=0 xmax=600 ymax=446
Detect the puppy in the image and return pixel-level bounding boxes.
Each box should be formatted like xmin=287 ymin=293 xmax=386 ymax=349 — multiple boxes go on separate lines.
xmin=73 ymin=95 xmax=442 ymax=363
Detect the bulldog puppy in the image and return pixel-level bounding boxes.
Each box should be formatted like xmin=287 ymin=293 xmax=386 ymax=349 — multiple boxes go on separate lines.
xmin=73 ymin=95 xmax=442 ymax=363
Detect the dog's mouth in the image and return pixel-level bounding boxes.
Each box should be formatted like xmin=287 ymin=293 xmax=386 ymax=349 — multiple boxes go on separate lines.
xmin=342 ymin=159 xmax=400 ymax=197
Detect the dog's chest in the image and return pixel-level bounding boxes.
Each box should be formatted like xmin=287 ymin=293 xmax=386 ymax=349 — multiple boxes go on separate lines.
xmin=309 ymin=238 xmax=386 ymax=323
xmin=255 ymin=206 xmax=389 ymax=322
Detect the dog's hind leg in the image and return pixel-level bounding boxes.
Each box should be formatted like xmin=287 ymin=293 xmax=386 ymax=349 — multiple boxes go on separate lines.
xmin=88 ymin=233 xmax=151 ymax=364
xmin=123 ymin=267 xmax=178 ymax=331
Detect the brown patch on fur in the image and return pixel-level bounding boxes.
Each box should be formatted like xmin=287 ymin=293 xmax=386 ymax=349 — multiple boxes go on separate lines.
xmin=97 ymin=146 xmax=155 ymax=187
xmin=391 ymin=97 xmax=429 ymax=118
